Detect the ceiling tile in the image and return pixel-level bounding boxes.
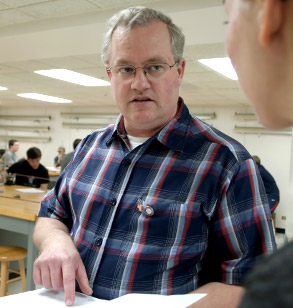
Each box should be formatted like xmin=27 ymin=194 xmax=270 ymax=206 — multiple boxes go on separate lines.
xmin=0 ymin=8 xmax=36 ymax=26
xmin=20 ymin=0 xmax=99 ymax=19
xmin=0 ymin=0 xmax=50 ymax=7
xmin=87 ymin=0 xmax=162 ymax=9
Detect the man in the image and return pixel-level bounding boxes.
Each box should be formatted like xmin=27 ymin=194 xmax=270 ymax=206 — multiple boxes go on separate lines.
xmin=7 ymin=147 xmax=49 ymax=190
xmin=252 ymin=156 xmax=280 ymax=213
xmin=33 ymin=7 xmax=275 ymax=307
xmin=223 ymin=1 xmax=293 ymax=307
xmin=60 ymin=139 xmax=81 ymax=171
xmin=2 ymin=139 xmax=19 ymax=167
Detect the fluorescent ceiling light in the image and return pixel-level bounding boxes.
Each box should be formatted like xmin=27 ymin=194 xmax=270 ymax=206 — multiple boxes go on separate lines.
xmin=0 ymin=86 xmax=7 ymax=90
xmin=34 ymin=69 xmax=111 ymax=86
xmin=198 ymin=57 xmax=238 ymax=80
xmin=17 ymin=93 xmax=72 ymax=103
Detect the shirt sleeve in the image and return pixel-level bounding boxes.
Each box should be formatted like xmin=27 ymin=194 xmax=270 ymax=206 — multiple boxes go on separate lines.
xmin=38 ymin=137 xmax=86 ymax=229
xmin=199 ymin=158 xmax=276 ymax=286
xmin=38 ymin=170 xmax=73 ymax=230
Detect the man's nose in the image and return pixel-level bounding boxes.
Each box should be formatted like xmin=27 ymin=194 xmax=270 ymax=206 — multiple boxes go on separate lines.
xmin=130 ymin=68 xmax=151 ymax=90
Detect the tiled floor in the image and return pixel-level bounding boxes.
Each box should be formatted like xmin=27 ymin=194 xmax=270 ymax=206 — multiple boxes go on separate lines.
xmin=3 ymin=232 xmax=290 ymax=297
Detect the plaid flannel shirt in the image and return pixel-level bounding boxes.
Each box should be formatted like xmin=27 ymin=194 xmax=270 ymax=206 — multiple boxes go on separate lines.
xmin=39 ymin=98 xmax=276 ymax=300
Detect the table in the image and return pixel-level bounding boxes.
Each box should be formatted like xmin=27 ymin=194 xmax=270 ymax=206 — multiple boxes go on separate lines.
xmin=0 ymin=185 xmax=47 ymax=203
xmin=0 ymin=185 xmax=46 ymax=291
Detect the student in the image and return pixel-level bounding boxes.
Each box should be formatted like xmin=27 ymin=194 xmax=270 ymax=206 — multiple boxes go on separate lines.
xmin=7 ymin=147 xmax=49 ymax=190
xmin=60 ymin=139 xmax=81 ymax=171
xmin=223 ymin=0 xmax=293 ymax=129
xmin=223 ymin=1 xmax=293 ymax=307
xmin=54 ymin=146 xmax=66 ymax=167
xmin=2 ymin=139 xmax=19 ymax=167
xmin=33 ymin=7 xmax=275 ymax=307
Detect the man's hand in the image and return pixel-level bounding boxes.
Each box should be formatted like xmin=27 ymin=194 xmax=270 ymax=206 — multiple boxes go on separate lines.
xmin=33 ymin=218 xmax=93 ymax=306
xmin=190 ymin=282 xmax=244 ymax=308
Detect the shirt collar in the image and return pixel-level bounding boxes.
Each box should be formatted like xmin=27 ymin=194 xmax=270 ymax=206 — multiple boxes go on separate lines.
xmin=107 ymin=97 xmax=192 ymax=152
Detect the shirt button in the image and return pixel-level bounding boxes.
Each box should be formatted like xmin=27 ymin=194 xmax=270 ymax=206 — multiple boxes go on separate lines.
xmin=124 ymin=159 xmax=131 ymax=166
xmin=95 ymin=238 xmax=103 ymax=246
xmin=109 ymin=198 xmax=116 ymax=206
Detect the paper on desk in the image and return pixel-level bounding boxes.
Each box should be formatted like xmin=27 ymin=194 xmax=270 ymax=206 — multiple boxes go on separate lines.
xmin=108 ymin=293 xmax=206 ymax=307
xmin=14 ymin=188 xmax=45 ymax=194
xmin=0 ymin=288 xmax=107 ymax=307
xmin=0 ymin=289 xmax=206 ymax=308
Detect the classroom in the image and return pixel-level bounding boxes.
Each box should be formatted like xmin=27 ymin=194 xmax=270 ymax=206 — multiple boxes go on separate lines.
xmin=0 ymin=0 xmax=292 ymax=306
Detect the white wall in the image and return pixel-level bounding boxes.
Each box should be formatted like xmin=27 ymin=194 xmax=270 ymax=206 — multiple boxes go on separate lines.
xmin=1 ymin=104 xmax=292 ymax=238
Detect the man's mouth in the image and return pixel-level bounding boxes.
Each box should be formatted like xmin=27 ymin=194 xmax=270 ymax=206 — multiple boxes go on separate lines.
xmin=132 ymin=97 xmax=152 ymax=102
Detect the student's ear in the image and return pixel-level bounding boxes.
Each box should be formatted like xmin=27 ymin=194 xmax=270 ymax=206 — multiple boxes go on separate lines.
xmin=258 ymin=0 xmax=285 ymax=46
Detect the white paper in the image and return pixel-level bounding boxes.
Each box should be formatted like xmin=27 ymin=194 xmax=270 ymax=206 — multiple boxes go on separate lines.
xmin=0 ymin=289 xmax=107 ymax=307
xmin=108 ymin=293 xmax=206 ymax=308
xmin=14 ymin=188 xmax=45 ymax=194
xmin=0 ymin=288 xmax=206 ymax=308
xmin=47 ymin=166 xmax=61 ymax=172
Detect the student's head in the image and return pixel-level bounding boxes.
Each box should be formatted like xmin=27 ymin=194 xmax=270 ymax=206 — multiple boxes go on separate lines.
xmin=103 ymin=6 xmax=186 ymax=137
xmin=73 ymin=139 xmax=82 ymax=150
xmin=58 ymin=146 xmax=65 ymax=155
xmin=27 ymin=147 xmax=42 ymax=170
xmin=9 ymin=139 xmax=19 ymax=152
xmin=223 ymin=0 xmax=293 ymax=129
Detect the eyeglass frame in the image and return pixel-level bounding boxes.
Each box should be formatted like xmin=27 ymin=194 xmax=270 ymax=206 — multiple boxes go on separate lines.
xmin=106 ymin=61 xmax=179 ymax=81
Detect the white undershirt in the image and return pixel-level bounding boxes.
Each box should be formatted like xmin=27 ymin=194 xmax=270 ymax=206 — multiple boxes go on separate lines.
xmin=127 ymin=135 xmax=149 ymax=149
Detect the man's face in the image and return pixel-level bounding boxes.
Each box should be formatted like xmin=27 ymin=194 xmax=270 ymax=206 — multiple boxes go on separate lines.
xmin=11 ymin=142 xmax=19 ymax=152
xmin=28 ymin=157 xmax=41 ymax=169
xmin=107 ymin=21 xmax=185 ymax=137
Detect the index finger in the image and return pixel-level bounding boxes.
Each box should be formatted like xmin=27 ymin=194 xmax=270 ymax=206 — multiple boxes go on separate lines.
xmin=62 ymin=262 xmax=76 ymax=306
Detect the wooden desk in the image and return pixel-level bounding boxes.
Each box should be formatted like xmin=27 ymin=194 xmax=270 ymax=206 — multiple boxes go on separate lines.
xmin=0 ymin=185 xmax=47 ymax=203
xmin=48 ymin=171 xmax=60 ymax=177
xmin=0 ymin=190 xmax=44 ymax=291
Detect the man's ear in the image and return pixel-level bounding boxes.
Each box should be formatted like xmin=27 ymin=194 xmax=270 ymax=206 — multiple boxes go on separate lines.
xmin=258 ymin=0 xmax=285 ymax=46
xmin=177 ymin=58 xmax=186 ymax=86
xmin=106 ymin=67 xmax=112 ymax=81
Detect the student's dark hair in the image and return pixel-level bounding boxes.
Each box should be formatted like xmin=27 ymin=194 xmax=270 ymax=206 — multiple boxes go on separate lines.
xmin=9 ymin=139 xmax=18 ymax=148
xmin=73 ymin=139 xmax=82 ymax=150
xmin=27 ymin=147 xmax=42 ymax=159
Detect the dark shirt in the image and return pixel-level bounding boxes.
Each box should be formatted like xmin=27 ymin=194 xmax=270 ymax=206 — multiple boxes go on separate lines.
xmin=239 ymin=241 xmax=293 ymax=308
xmin=39 ymin=98 xmax=275 ymax=300
xmin=258 ymin=164 xmax=279 ymax=199
xmin=7 ymin=159 xmax=49 ymax=188
xmin=60 ymin=151 xmax=74 ymax=171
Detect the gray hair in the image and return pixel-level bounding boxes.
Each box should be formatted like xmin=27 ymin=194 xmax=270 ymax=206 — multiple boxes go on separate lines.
xmin=101 ymin=6 xmax=185 ymax=65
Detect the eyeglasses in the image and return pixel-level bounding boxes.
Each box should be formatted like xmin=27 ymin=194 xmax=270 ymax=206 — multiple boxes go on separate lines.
xmin=106 ymin=62 xmax=178 ymax=82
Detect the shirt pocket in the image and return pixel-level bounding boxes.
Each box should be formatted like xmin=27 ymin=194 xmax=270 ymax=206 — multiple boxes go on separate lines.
xmin=124 ymin=199 xmax=208 ymax=265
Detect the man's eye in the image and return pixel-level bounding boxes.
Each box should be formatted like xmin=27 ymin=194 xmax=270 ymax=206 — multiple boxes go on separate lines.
xmin=119 ymin=66 xmax=135 ymax=74
xmin=149 ymin=64 xmax=163 ymax=71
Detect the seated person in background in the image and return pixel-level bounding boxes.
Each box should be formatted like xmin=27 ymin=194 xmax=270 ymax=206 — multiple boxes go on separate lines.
xmin=60 ymin=139 xmax=81 ymax=171
xmin=54 ymin=146 xmax=65 ymax=167
xmin=2 ymin=139 xmax=19 ymax=167
xmin=7 ymin=147 xmax=49 ymax=190
xmin=252 ymin=155 xmax=280 ymax=213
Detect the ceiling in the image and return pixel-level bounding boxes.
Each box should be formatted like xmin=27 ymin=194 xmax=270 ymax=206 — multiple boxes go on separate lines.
xmin=0 ymin=0 xmax=251 ymax=111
